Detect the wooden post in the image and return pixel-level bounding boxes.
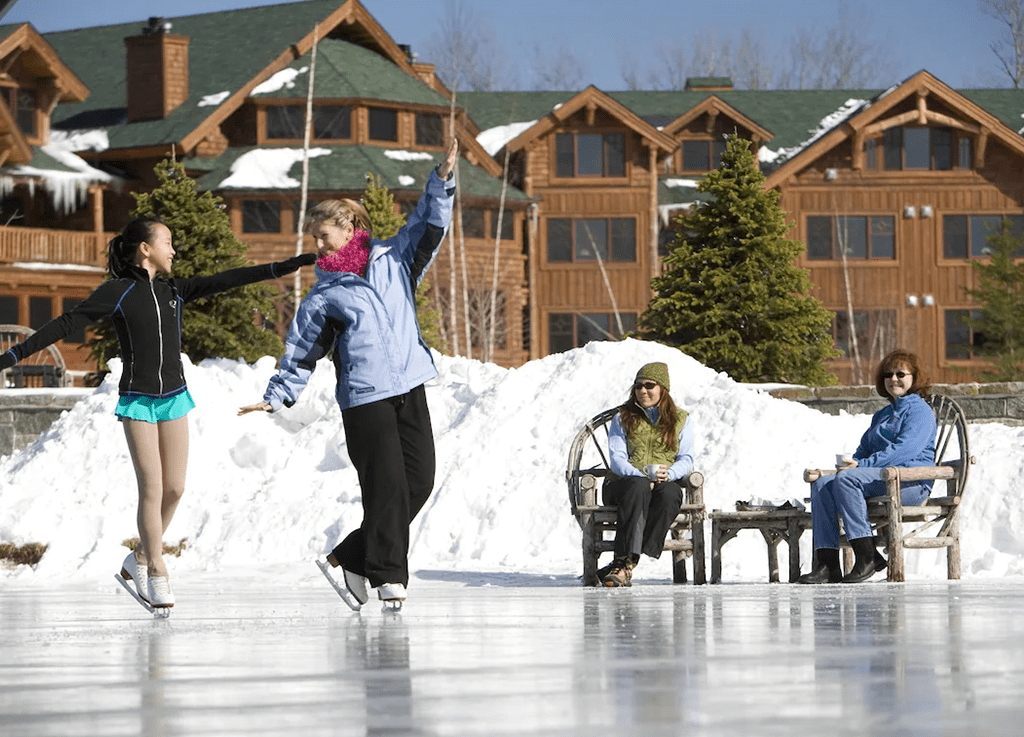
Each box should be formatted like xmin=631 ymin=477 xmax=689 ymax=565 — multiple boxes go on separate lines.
xmin=580 ymin=474 xmax=598 ymax=586
xmin=884 ymin=467 xmax=905 ymax=582
xmin=89 ymin=185 xmax=104 ymax=264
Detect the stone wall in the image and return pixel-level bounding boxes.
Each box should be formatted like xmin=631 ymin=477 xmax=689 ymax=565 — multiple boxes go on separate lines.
xmin=769 ymin=382 xmax=1024 ymax=424
xmin=0 ymin=391 xmax=92 ymax=456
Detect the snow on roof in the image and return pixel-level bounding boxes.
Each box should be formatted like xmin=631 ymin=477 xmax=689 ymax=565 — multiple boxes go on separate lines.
xmin=219 ymin=148 xmax=331 ymax=188
xmin=476 ymin=121 xmax=537 ymax=156
xmin=383 ymin=150 xmax=434 ymax=161
xmin=759 ymin=98 xmax=868 ymax=165
xmin=12 ymin=262 xmax=105 ymax=272
xmin=1019 ymin=113 xmax=1024 ymax=136
xmin=199 ymin=91 xmax=231 ymax=107
xmin=0 ymin=129 xmax=118 ymax=215
xmin=397 ymin=175 xmax=415 ymax=186
xmin=663 ymin=178 xmax=700 ymax=189
xmin=251 ymin=67 xmax=309 ymax=96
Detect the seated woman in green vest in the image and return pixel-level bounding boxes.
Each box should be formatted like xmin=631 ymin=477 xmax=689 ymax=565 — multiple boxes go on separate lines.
xmin=600 ymin=361 xmax=695 ymax=587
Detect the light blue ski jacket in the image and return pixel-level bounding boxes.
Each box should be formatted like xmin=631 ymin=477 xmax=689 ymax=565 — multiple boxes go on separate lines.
xmin=264 ymin=169 xmax=455 ymax=412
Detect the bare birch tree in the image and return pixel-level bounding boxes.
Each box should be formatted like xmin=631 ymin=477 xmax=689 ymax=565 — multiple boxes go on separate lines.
xmin=294 ymin=26 xmax=318 ymax=307
xmin=983 ymin=0 xmax=1024 ymax=87
xmin=423 ymin=0 xmax=517 ymax=91
xmin=534 ymin=46 xmax=586 ymax=91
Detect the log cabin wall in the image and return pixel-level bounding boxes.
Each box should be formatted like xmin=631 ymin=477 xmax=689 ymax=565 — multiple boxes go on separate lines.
xmin=780 ymin=136 xmax=1024 ymax=385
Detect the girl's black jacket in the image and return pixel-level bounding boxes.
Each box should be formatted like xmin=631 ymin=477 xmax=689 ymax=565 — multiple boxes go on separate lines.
xmin=1 ymin=254 xmax=315 ymax=398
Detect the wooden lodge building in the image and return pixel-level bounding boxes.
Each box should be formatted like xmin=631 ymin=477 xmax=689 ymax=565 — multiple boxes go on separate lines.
xmin=1 ymin=0 xmax=1023 ymax=385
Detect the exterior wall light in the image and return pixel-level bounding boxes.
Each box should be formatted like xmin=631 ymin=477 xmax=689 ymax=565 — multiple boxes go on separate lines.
xmin=906 ymin=295 xmax=919 ymax=307
xmin=904 ymin=206 xmax=916 ymax=219
xmin=923 ymin=295 xmax=935 ymax=306
xmin=921 ymin=206 xmax=933 ymax=218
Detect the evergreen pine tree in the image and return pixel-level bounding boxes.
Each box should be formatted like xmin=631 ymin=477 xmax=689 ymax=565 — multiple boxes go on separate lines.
xmin=638 ymin=135 xmax=839 ymax=385
xmin=964 ymin=222 xmax=1024 ymax=381
xmin=362 ymin=172 xmax=444 ymax=352
xmin=85 ymin=158 xmax=284 ymax=368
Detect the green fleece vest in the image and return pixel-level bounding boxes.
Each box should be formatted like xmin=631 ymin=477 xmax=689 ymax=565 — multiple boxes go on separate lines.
xmin=626 ymin=410 xmax=689 ymax=469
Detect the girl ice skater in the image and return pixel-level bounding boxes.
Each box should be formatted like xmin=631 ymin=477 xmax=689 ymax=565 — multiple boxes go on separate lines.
xmin=0 ymin=217 xmax=315 ymax=610
xmin=239 ymin=141 xmax=458 ymax=612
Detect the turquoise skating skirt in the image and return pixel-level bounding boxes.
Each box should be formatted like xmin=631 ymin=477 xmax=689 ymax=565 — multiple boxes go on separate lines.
xmin=116 ymin=390 xmax=195 ymax=423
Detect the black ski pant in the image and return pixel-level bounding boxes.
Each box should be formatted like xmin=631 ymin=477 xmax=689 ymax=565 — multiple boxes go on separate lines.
xmin=602 ymin=475 xmax=683 ymax=561
xmin=331 ymin=384 xmax=435 ymax=588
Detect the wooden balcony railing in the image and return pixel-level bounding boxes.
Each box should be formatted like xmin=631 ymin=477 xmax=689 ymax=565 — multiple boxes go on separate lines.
xmin=0 ymin=226 xmax=111 ymax=266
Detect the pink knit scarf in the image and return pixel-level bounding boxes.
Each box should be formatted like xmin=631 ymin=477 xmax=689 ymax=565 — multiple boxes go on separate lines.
xmin=316 ymin=228 xmax=371 ymax=275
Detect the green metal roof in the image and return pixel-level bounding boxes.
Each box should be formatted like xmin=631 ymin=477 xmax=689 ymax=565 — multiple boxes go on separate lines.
xmin=20 ymin=1 xmax=444 ymax=150
xmin=960 ymin=88 xmax=1024 ymax=133
xmin=193 ymin=144 xmax=531 ymax=202
xmin=26 ymin=147 xmax=79 ymax=173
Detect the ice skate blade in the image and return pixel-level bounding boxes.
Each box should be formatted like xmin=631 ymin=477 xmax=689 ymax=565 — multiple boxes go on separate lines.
xmin=381 ymin=600 xmax=403 ymax=613
xmin=315 ymin=559 xmax=362 ymax=612
xmin=115 ymin=574 xmax=170 ymax=618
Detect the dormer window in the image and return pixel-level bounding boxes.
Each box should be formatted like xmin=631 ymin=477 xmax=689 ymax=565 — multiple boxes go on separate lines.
xmin=555 ymin=132 xmax=625 ymax=178
xmin=681 ymin=139 xmax=725 ymax=172
xmin=6 ymin=87 xmax=37 ymax=138
xmin=416 ymin=113 xmax=444 ymax=147
xmin=865 ymin=127 xmax=970 ymax=171
xmin=368 ymin=107 xmax=398 ymax=142
xmin=265 ymin=104 xmax=351 ymax=141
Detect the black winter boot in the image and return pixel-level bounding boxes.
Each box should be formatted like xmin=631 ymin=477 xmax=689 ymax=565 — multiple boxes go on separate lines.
xmin=842 ymin=537 xmax=879 ymax=583
xmin=797 ymin=548 xmax=841 ymax=584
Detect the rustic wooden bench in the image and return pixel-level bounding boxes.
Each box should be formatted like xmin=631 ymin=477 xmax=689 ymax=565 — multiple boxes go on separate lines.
xmin=0 ymin=324 xmax=71 ymax=388
xmin=566 ymin=407 xmax=706 ymax=586
xmin=709 ymin=506 xmax=813 ymax=583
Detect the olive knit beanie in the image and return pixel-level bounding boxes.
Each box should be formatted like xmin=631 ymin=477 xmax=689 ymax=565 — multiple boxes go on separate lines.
xmin=635 ymin=362 xmax=670 ymax=391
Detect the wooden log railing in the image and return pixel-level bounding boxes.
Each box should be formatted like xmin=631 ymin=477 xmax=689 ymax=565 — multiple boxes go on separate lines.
xmin=0 ymin=226 xmax=111 ymax=266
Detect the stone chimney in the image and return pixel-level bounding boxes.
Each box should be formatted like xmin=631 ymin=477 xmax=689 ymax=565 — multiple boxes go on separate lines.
xmin=124 ymin=17 xmax=190 ymax=122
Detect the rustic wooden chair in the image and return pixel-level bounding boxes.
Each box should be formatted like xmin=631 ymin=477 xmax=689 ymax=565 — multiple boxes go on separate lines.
xmin=566 ymin=407 xmax=706 ymax=586
xmin=0 ymin=324 xmax=70 ymax=388
xmin=803 ymin=393 xmax=975 ymax=582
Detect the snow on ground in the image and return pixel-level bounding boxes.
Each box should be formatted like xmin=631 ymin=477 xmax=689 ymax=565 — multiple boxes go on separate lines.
xmin=1 ymin=338 xmax=1021 ymax=583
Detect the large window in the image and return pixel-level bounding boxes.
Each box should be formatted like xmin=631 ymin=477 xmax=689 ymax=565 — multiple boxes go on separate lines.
xmin=469 ymin=290 xmax=507 ymax=350
xmin=368 ymin=107 xmax=398 ymax=142
xmin=490 ymin=209 xmax=515 ymax=241
xmin=548 ymin=312 xmax=637 ymax=353
xmin=943 ymin=214 xmax=1024 ymax=259
xmin=462 ymin=207 xmax=486 ymax=238
xmin=878 ymin=127 xmax=954 ymax=170
xmin=945 ymin=309 xmax=985 ymax=360
xmin=806 ymin=216 xmax=895 ymax=260
xmin=681 ymin=139 xmax=725 ymax=172
xmin=15 ymin=88 xmax=36 ymax=137
xmin=314 ymin=106 xmax=351 ymax=139
xmin=832 ymin=310 xmax=897 ymax=360
xmin=29 ymin=296 xmax=51 ymax=330
xmin=0 ymin=295 xmax=18 ymax=324
xmin=242 ymin=200 xmax=281 ymax=233
xmin=416 ymin=113 xmax=444 ymax=147
xmin=555 ymin=132 xmax=625 ymax=177
xmin=547 ymin=218 xmax=636 ymax=263
xmin=265 ymin=106 xmax=305 ymax=139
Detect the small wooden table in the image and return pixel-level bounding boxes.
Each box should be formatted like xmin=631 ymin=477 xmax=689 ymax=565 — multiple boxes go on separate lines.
xmin=709 ymin=507 xmax=813 ymax=583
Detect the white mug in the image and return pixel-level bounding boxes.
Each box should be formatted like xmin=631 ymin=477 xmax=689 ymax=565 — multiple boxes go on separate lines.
xmin=836 ymin=453 xmax=854 ymax=466
xmin=644 ymin=463 xmax=661 ymax=480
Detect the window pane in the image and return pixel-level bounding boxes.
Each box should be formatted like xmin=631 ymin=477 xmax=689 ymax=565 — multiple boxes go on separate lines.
xmin=610 ymin=218 xmax=635 ymax=261
xmin=577 ymin=313 xmax=610 ymax=345
xmin=548 ymin=313 xmax=574 ymax=354
xmin=806 ymin=216 xmax=833 ymax=259
xmin=415 ymin=113 xmax=444 ymax=146
xmin=682 ymin=140 xmax=709 ymax=171
xmin=368 ymin=108 xmax=398 ymax=141
xmin=490 ymin=209 xmax=514 ymax=241
xmin=314 ymin=106 xmax=350 ymax=139
xmin=883 ymin=128 xmax=902 ymax=170
xmin=575 ymin=219 xmax=608 ymax=260
xmin=711 ymin=140 xmax=726 ymax=169
xmin=463 ymin=207 xmax=485 ymax=239
xmin=0 ymin=295 xmax=18 ymax=324
xmin=943 ymin=215 xmax=968 ymax=259
xmin=615 ymin=313 xmax=637 ymax=339
xmin=864 ymin=138 xmax=877 ymax=170
xmin=30 ymin=296 xmax=51 ymax=330
xmin=933 ymin=128 xmax=952 ymax=170
xmin=958 ymin=138 xmax=972 ymax=168
xmin=604 ymin=133 xmax=625 ymax=177
xmin=242 ymin=200 xmax=281 ymax=233
xmin=837 ymin=216 xmax=867 ymax=259
xmin=16 ymin=89 xmax=36 ymax=136
xmin=556 ymin=134 xmax=574 ymax=177
xmin=870 ymin=216 xmax=895 ymax=259
xmin=833 ymin=312 xmax=848 ymax=355
xmin=1009 ymin=215 xmax=1024 ymax=258
xmin=266 ymin=106 xmax=305 ymax=139
xmin=62 ymin=298 xmax=86 ymax=343
xmin=547 ymin=219 xmax=572 ymax=261
xmin=971 ymin=215 xmax=1002 ymax=257
xmin=904 ymin=128 xmax=930 ymax=169
xmin=576 ymin=134 xmax=603 ymax=175
xmin=945 ymin=309 xmax=971 ymax=360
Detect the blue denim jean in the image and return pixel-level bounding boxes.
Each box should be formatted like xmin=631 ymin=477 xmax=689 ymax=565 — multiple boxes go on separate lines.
xmin=809 ymin=466 xmax=931 ymax=548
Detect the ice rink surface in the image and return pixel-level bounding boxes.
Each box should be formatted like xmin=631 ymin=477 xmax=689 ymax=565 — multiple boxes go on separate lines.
xmin=2 ymin=566 xmax=1023 ymax=737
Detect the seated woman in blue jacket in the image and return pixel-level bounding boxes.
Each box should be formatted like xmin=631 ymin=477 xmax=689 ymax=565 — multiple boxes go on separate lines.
xmin=600 ymin=361 xmax=695 ymax=587
xmin=240 ymin=141 xmax=457 ymax=611
xmin=799 ymin=349 xmax=936 ymax=585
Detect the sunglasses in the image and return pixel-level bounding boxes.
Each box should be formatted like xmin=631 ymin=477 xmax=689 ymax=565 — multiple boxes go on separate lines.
xmin=882 ymin=371 xmax=910 ymax=379
xmin=634 ymin=381 xmax=659 ymax=391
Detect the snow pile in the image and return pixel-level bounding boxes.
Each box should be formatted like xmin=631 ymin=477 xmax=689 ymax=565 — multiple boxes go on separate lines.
xmin=219 ymin=148 xmax=332 ymax=188
xmin=759 ymin=98 xmax=868 ymax=165
xmin=397 ymin=175 xmax=415 ymax=186
xmin=198 ymin=91 xmax=231 ymax=107
xmin=1 ymin=339 xmax=1021 ymax=584
xmin=476 ymin=121 xmax=536 ymax=156
xmin=663 ymin=178 xmax=700 ymax=189
xmin=383 ymin=150 xmax=434 ymax=162
xmin=251 ymin=67 xmax=309 ymax=95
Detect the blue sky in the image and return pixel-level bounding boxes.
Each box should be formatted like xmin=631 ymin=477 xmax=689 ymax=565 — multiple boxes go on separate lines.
xmin=1 ymin=0 xmax=1011 ymax=90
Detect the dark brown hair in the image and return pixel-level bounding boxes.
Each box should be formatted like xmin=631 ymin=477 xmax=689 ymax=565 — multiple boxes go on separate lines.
xmin=874 ymin=349 xmax=930 ymax=400
xmin=107 ymin=217 xmax=167 ymax=278
xmin=618 ymin=383 xmax=680 ymax=450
